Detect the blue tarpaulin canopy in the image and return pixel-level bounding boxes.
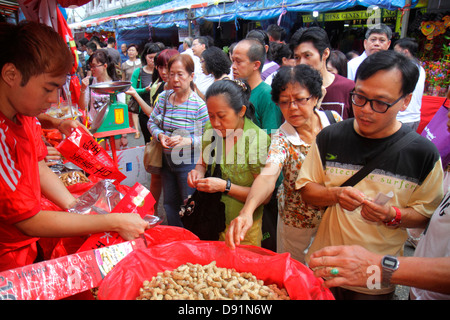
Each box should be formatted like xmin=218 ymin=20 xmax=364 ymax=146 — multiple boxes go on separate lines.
xmin=70 ymin=0 xmax=417 ymax=32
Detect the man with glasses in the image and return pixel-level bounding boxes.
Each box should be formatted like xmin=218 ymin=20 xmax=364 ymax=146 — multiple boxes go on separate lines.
xmin=347 ymin=24 xmax=392 ymax=81
xmin=296 ymin=50 xmax=444 ymax=300
xmin=191 ymin=36 xmax=214 ymax=96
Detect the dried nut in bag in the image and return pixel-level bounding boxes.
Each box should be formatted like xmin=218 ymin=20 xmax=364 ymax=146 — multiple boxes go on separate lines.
xmin=59 ymin=171 xmax=90 ymax=186
xmin=136 ymin=261 xmax=290 ymax=300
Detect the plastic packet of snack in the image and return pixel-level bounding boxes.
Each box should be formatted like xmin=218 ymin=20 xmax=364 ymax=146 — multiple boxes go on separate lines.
xmin=57 ymin=127 xmax=126 ymax=183
xmin=68 ymin=179 xmax=123 ymax=215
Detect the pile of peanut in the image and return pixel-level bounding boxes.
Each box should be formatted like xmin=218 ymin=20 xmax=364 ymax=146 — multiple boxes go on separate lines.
xmin=136 ymin=261 xmax=290 ymax=300
xmin=59 ymin=171 xmax=90 ymax=186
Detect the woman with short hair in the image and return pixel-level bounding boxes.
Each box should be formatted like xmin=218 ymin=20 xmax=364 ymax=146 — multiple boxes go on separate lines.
xmin=226 ymin=65 xmax=342 ymax=262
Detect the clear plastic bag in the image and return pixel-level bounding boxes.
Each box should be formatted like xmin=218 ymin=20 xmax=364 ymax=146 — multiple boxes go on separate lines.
xmin=68 ymin=179 xmax=123 ymax=215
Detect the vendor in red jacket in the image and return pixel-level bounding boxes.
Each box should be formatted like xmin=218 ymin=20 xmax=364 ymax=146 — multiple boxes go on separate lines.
xmin=0 ymin=21 xmax=148 ymax=272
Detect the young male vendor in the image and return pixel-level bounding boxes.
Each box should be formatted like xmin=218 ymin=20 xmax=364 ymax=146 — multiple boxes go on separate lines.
xmin=0 ymin=21 xmax=149 ymax=272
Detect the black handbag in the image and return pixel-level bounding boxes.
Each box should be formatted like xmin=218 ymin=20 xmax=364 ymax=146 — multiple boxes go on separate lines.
xmin=127 ymin=68 xmax=142 ymax=114
xmin=179 ymin=145 xmax=226 ymax=240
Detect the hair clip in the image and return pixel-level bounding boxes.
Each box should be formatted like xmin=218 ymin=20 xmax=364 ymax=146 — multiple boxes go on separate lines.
xmin=232 ymin=79 xmax=247 ymax=91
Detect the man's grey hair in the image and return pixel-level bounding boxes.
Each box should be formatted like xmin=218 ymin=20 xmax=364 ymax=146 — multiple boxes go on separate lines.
xmin=365 ymin=23 xmax=392 ymax=40
xmin=183 ymin=37 xmax=193 ymax=48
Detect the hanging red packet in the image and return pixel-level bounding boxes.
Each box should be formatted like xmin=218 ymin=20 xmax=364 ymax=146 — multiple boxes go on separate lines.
xmin=57 ymin=127 xmax=126 ymax=183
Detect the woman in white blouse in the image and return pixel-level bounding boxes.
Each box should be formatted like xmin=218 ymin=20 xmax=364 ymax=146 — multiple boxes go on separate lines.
xmin=122 ymin=44 xmax=142 ymax=137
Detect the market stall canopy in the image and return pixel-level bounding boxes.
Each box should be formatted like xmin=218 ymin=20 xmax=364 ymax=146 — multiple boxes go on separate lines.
xmin=0 ymin=0 xmax=19 ymax=13
xmin=69 ymin=0 xmax=419 ymax=31
xmin=0 ymin=0 xmax=20 ymax=22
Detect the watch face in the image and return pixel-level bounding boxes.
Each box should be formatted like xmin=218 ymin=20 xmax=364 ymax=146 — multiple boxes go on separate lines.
xmin=383 ymin=256 xmax=398 ymax=268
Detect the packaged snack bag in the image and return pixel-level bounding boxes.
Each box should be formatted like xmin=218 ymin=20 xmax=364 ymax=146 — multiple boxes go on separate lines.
xmin=57 ymin=127 xmax=126 ymax=183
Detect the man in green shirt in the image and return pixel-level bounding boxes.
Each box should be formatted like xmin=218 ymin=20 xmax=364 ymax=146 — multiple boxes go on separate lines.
xmin=231 ymin=38 xmax=283 ymax=251
xmin=231 ymin=39 xmax=283 ymax=135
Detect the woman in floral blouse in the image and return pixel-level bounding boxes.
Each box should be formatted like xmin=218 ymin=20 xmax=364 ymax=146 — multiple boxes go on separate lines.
xmin=226 ymin=65 xmax=341 ymax=263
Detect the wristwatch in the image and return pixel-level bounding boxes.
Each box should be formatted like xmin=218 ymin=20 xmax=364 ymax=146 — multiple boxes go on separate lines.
xmin=224 ymin=179 xmax=231 ymax=195
xmin=381 ymin=255 xmax=400 ymax=287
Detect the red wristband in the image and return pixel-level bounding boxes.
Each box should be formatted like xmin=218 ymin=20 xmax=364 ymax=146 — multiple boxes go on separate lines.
xmin=384 ymin=206 xmax=401 ymax=227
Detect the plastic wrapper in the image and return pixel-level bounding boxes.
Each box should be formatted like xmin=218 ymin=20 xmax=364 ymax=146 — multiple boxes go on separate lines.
xmin=38 ymin=178 xmax=104 ymax=260
xmin=76 ymin=182 xmax=160 ymax=253
xmin=97 ymin=240 xmax=334 ymax=300
xmin=56 ymin=127 xmax=126 ymax=183
xmin=45 ymin=102 xmax=82 ymax=120
xmin=67 ymin=179 xmax=123 ymax=215
xmin=0 ymin=239 xmax=146 ymax=300
xmin=39 ymin=178 xmax=130 ymax=260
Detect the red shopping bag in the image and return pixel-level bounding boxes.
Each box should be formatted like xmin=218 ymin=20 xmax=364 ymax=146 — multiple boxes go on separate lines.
xmin=97 ymin=240 xmax=334 ymax=300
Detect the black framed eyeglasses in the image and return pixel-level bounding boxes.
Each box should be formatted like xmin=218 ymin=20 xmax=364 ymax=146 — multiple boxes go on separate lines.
xmin=350 ymin=90 xmax=405 ymax=113
xmin=278 ymin=95 xmax=313 ymax=109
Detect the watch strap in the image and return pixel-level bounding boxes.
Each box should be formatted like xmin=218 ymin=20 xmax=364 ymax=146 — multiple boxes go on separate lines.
xmin=381 ymin=255 xmax=399 ymax=287
xmin=224 ymin=179 xmax=231 ymax=194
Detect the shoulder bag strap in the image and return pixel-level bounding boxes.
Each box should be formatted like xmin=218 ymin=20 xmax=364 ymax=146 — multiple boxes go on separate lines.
xmin=137 ymin=67 xmax=142 ymax=88
xmin=324 ymin=110 xmax=336 ymax=125
xmin=160 ymin=91 xmax=170 ymax=131
xmin=340 ymin=131 xmax=419 ymax=187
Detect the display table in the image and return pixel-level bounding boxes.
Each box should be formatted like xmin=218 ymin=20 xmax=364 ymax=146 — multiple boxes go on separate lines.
xmin=418 ymin=95 xmax=449 ymax=134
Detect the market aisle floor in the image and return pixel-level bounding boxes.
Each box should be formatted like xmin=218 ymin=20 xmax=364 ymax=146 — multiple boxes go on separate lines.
xmin=125 ymin=131 xmax=415 ymax=300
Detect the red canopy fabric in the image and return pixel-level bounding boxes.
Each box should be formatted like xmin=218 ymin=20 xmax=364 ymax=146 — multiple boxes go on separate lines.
xmin=57 ymin=0 xmax=91 ymax=8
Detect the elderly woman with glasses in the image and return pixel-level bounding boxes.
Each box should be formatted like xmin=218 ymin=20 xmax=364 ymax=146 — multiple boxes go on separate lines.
xmin=148 ymin=53 xmax=209 ymax=227
xmin=226 ymin=65 xmax=341 ymax=263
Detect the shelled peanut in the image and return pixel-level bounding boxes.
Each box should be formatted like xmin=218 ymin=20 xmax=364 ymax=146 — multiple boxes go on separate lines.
xmin=136 ymin=261 xmax=290 ymax=300
xmin=59 ymin=171 xmax=90 ymax=186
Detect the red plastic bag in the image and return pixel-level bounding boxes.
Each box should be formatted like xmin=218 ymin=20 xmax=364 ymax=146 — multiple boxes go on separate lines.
xmin=75 ymin=182 xmax=161 ymax=252
xmin=69 ymin=74 xmax=81 ymax=106
xmin=38 ymin=179 xmax=104 ymax=260
xmin=142 ymin=225 xmax=199 ymax=247
xmin=97 ymin=241 xmax=334 ymax=300
xmin=56 ymin=127 xmax=126 ymax=183
xmin=38 ymin=178 xmax=130 ymax=259
xmin=77 ymin=224 xmax=198 ymax=253
xmin=42 ymin=128 xmax=64 ymax=147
